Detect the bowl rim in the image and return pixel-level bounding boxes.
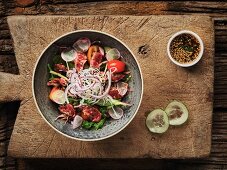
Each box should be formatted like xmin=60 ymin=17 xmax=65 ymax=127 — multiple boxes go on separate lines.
xmin=167 ymin=30 xmax=204 ymax=67
xmin=32 ymin=29 xmax=144 ymax=141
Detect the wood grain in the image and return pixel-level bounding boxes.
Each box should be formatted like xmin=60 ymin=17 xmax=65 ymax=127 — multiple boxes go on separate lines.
xmin=0 ymin=1 xmax=227 ymax=109
xmin=0 ymin=102 xmax=19 ymax=169
xmin=0 ymin=73 xmax=24 ymax=102
xmin=5 ymin=15 xmax=214 ymax=159
xmin=3 ymin=1 xmax=227 ymax=17
xmin=0 ymin=1 xmax=227 ymax=169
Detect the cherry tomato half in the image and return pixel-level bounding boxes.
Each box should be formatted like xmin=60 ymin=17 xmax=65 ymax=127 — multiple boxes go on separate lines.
xmin=107 ymin=60 xmax=125 ymax=73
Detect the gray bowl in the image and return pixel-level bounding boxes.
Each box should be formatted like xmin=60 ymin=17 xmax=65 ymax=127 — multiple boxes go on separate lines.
xmin=32 ymin=30 xmax=143 ymax=141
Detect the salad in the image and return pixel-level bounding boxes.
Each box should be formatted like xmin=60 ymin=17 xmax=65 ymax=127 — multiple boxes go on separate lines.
xmin=47 ymin=37 xmax=131 ymax=130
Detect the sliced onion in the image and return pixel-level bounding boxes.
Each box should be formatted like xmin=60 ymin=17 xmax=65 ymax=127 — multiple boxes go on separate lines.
xmin=106 ymin=48 xmax=120 ymax=61
xmin=99 ymin=46 xmax=105 ymax=56
xmin=66 ymin=70 xmax=73 ymax=78
xmin=70 ymin=81 xmax=95 ymax=92
xmin=70 ymin=69 xmax=80 ymax=83
xmin=61 ymin=48 xmax=77 ymax=62
xmin=72 ymin=115 xmax=83 ymax=129
xmin=90 ymin=71 xmax=111 ymax=99
xmin=64 ymin=84 xmax=74 ymax=104
xmin=108 ymin=106 xmax=124 ymax=119
xmin=93 ymin=82 xmax=103 ymax=95
xmin=117 ymin=82 xmax=128 ymax=96
xmin=109 ymin=67 xmax=117 ymax=73
xmin=65 ymin=68 xmax=112 ymax=105
xmin=73 ymin=38 xmax=91 ymax=52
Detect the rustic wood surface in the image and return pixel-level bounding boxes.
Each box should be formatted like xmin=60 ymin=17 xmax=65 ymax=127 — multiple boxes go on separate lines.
xmin=0 ymin=1 xmax=227 ymax=169
xmin=5 ymin=15 xmax=214 ymax=159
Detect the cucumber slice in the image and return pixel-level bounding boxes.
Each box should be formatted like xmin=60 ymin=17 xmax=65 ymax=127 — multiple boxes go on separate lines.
xmin=165 ymin=100 xmax=188 ymax=125
xmin=146 ymin=109 xmax=169 ymax=134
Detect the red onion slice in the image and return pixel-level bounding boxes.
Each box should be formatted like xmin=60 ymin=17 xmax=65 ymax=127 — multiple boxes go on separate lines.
xmin=108 ymin=106 xmax=124 ymax=119
xmin=72 ymin=115 xmax=83 ymax=129
xmin=117 ymin=82 xmax=128 ymax=96
xmin=90 ymin=71 xmax=111 ymax=99
xmin=99 ymin=46 xmax=105 ymax=56
xmin=61 ymin=48 xmax=77 ymax=62
xmin=106 ymin=48 xmax=120 ymax=61
xmin=65 ymin=68 xmax=112 ymax=104
xmin=73 ymin=38 xmax=91 ymax=52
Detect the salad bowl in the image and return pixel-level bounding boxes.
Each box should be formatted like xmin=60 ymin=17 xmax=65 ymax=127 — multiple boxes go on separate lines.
xmin=32 ymin=30 xmax=143 ymax=141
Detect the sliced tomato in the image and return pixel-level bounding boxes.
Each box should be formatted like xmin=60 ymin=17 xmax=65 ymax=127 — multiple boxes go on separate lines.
xmin=87 ymin=45 xmax=99 ymax=63
xmin=74 ymin=52 xmax=87 ymax=72
xmin=107 ymin=60 xmax=125 ymax=73
xmin=81 ymin=106 xmax=102 ymax=122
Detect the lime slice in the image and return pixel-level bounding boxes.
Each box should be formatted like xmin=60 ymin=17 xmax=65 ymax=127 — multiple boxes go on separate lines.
xmin=165 ymin=100 xmax=188 ymax=125
xmin=146 ymin=109 xmax=169 ymax=133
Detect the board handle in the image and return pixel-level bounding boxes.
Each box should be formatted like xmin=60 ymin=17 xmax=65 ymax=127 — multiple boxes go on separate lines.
xmin=0 ymin=72 xmax=24 ymax=102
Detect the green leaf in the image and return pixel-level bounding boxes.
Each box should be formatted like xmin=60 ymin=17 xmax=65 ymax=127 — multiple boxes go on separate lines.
xmin=93 ymin=118 xmax=106 ymax=130
xmin=83 ymin=62 xmax=89 ymax=69
xmin=47 ymin=64 xmax=55 ymax=80
xmin=68 ymin=62 xmax=75 ymax=69
xmin=82 ymin=121 xmax=94 ymax=129
xmin=48 ymin=64 xmax=53 ymax=71
xmin=99 ymin=107 xmax=108 ymax=117
xmin=96 ymin=99 xmax=130 ymax=107
xmin=104 ymin=46 xmax=111 ymax=53
xmin=80 ymin=99 xmax=93 ymax=105
xmin=53 ymin=55 xmax=65 ymax=65
xmin=123 ymin=74 xmax=132 ymax=83
xmin=49 ymin=71 xmax=68 ymax=80
xmin=100 ymin=63 xmax=106 ymax=71
xmin=68 ymin=97 xmax=80 ymax=106
xmin=82 ymin=118 xmax=106 ymax=130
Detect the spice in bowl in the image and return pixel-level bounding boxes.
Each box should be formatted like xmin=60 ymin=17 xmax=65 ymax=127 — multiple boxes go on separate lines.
xmin=167 ymin=30 xmax=204 ymax=67
xmin=170 ymin=33 xmax=200 ymax=63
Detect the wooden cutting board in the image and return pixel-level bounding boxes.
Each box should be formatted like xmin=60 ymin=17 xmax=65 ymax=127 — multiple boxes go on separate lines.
xmin=2 ymin=15 xmax=214 ymax=158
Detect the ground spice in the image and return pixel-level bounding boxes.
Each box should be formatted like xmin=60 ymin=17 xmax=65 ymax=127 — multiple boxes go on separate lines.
xmin=170 ymin=33 xmax=200 ymax=63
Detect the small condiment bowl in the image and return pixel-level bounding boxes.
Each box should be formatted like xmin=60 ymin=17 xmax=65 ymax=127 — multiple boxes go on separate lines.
xmin=167 ymin=30 xmax=204 ymax=67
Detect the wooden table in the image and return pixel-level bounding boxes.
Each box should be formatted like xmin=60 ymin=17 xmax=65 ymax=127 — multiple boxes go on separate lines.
xmin=0 ymin=1 xmax=227 ymax=169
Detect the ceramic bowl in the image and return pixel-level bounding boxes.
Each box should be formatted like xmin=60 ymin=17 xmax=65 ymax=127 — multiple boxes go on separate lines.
xmin=167 ymin=30 xmax=204 ymax=67
xmin=32 ymin=30 xmax=143 ymax=141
